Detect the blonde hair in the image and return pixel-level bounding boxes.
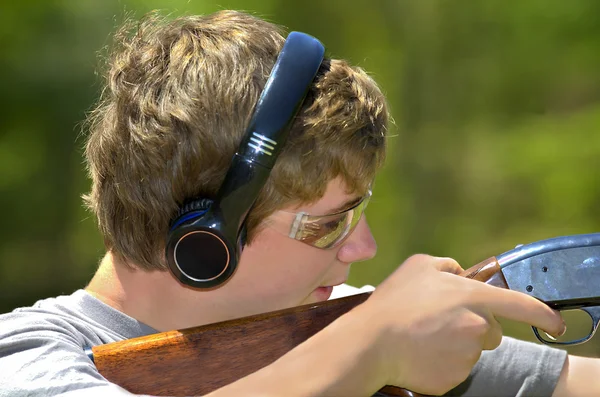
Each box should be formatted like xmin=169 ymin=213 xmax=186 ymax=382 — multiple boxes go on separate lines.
xmin=83 ymin=10 xmax=389 ymax=270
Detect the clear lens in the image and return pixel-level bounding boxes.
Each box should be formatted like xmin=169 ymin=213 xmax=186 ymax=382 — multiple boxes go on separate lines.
xmin=268 ymin=191 xmax=371 ymax=249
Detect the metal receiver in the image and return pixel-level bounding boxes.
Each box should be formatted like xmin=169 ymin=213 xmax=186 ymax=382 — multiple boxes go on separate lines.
xmin=498 ymin=233 xmax=600 ymax=345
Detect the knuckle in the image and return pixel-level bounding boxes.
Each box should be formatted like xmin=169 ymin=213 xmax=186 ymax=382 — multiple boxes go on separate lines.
xmin=465 ymin=348 xmax=483 ymax=365
xmin=459 ymin=284 xmax=482 ymax=304
xmin=488 ymin=333 xmax=503 ymax=350
xmin=463 ymin=313 xmax=491 ymax=336
xmin=440 ymin=256 xmax=461 ymax=268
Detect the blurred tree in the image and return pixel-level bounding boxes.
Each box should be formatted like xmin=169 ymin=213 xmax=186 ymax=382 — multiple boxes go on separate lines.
xmin=1 ymin=0 xmax=599 ymax=357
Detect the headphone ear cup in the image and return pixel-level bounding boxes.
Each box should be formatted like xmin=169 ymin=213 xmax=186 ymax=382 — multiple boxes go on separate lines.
xmin=239 ymin=225 xmax=248 ymax=247
xmin=167 ymin=197 xmax=235 ymax=288
xmin=178 ymin=198 xmax=213 ymax=217
xmin=169 ymin=198 xmax=214 ymax=228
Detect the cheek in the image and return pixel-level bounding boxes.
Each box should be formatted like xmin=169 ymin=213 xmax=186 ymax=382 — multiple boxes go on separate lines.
xmin=235 ymin=229 xmax=338 ymax=305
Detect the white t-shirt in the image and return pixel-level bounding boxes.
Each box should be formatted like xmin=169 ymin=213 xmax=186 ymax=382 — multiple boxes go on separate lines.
xmin=330 ymin=283 xmax=375 ymax=299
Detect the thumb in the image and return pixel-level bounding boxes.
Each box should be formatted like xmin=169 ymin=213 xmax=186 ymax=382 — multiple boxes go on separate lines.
xmin=431 ymin=257 xmax=464 ymax=275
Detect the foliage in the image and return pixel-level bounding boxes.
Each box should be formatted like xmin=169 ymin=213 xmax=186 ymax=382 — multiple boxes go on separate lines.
xmin=1 ymin=0 xmax=599 ymax=356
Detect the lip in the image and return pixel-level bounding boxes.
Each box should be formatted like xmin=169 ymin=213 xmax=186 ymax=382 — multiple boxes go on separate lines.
xmin=314 ymin=285 xmax=334 ymax=301
xmin=313 ymin=280 xmax=346 ymax=301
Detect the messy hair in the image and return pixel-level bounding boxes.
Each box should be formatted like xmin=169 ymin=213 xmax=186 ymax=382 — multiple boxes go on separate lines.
xmin=83 ymin=10 xmax=389 ymax=270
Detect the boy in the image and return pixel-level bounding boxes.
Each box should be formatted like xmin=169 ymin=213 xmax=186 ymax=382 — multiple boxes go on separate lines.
xmin=1 ymin=10 xmax=598 ymax=397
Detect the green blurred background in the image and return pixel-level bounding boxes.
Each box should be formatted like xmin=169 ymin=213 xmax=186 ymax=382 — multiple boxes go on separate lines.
xmin=1 ymin=0 xmax=599 ymax=357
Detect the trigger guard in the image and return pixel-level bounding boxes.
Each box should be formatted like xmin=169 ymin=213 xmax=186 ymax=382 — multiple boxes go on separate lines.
xmin=582 ymin=306 xmax=600 ymax=339
xmin=532 ymin=326 xmax=563 ymax=345
xmin=532 ymin=306 xmax=600 ymax=346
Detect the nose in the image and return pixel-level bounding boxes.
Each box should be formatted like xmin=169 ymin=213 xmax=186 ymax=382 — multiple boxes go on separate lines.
xmin=336 ymin=216 xmax=377 ymax=263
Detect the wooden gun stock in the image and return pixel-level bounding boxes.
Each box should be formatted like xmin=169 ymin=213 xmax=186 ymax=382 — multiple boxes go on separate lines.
xmin=89 ymin=258 xmax=508 ymax=397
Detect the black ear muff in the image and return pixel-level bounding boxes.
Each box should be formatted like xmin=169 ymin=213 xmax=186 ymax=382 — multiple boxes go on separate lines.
xmin=165 ymin=32 xmax=325 ymax=289
xmin=169 ymin=198 xmax=213 ymax=228
xmin=178 ymin=198 xmax=213 ymax=217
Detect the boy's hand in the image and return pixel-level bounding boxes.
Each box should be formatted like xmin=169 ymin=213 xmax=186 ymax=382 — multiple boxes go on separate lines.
xmin=354 ymin=254 xmax=565 ymax=396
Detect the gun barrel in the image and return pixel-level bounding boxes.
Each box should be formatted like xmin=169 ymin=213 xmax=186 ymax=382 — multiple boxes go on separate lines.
xmin=497 ymin=233 xmax=600 ymax=269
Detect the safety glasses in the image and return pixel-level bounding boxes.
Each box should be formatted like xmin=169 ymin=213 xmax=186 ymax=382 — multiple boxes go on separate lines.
xmin=267 ymin=190 xmax=372 ymax=249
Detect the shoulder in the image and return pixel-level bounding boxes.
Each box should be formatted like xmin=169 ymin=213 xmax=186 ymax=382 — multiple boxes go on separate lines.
xmin=0 ymin=291 xmax=140 ymax=396
xmin=2 ymin=290 xmax=124 ymax=347
xmin=0 ymin=298 xmax=101 ymax=395
xmin=0 ymin=290 xmax=120 ymax=369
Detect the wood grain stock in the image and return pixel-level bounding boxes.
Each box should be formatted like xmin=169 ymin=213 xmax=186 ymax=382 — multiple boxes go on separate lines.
xmin=91 ymin=257 xmax=508 ymax=397
xmin=91 ymin=292 xmax=409 ymax=396
xmin=459 ymin=256 xmax=508 ymax=288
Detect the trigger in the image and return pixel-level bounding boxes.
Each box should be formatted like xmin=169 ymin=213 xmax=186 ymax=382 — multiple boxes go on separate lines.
xmin=532 ymin=326 xmax=559 ymax=345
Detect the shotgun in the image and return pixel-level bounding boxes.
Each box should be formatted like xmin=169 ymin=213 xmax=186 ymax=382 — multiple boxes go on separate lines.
xmin=87 ymin=233 xmax=600 ymax=396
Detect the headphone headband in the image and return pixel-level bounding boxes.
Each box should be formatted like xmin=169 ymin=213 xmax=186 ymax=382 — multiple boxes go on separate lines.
xmin=237 ymin=31 xmax=326 ymax=168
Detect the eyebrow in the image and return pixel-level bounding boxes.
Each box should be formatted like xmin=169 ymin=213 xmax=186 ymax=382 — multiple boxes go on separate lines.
xmin=326 ymin=195 xmax=363 ymax=214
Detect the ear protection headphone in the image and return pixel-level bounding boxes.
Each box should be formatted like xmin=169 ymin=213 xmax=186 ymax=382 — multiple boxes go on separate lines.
xmin=165 ymin=32 xmax=325 ymax=289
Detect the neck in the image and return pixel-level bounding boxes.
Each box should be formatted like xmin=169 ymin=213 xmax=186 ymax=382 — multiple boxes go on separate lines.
xmin=85 ymin=252 xmax=231 ymax=332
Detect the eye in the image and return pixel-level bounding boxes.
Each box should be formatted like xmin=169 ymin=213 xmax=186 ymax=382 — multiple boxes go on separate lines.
xmin=338 ymin=197 xmax=363 ymax=213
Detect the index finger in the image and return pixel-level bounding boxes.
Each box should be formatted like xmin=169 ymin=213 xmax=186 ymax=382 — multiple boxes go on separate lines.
xmin=473 ymin=284 xmax=566 ymax=338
